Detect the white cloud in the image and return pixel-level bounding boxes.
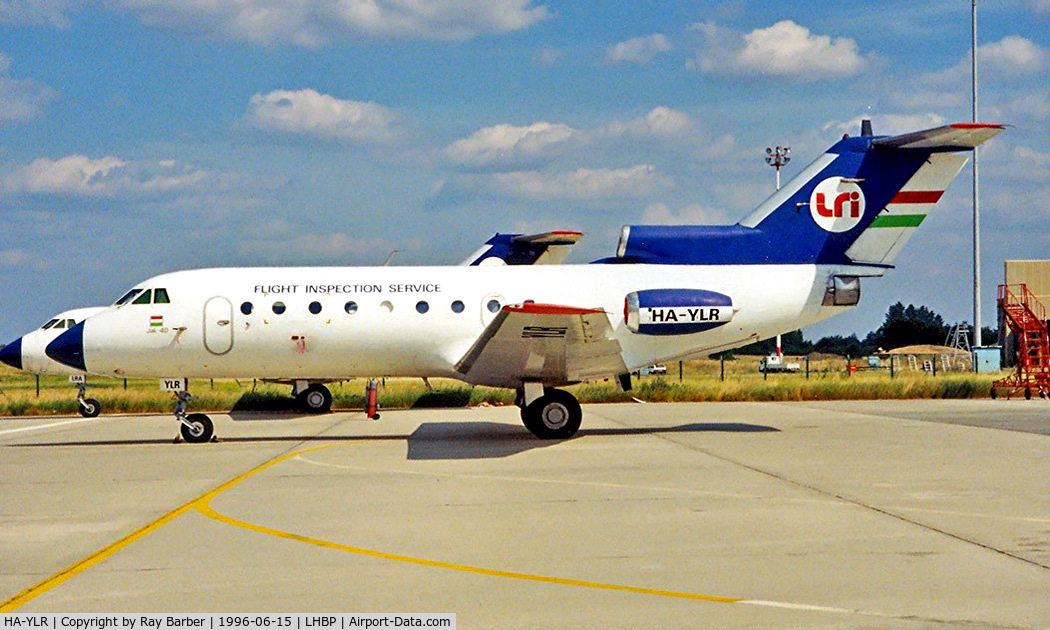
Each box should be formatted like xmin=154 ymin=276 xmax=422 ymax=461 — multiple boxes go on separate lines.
xmin=245 ymin=89 xmax=404 ymax=144
xmin=605 ymin=33 xmax=672 ymax=65
xmin=0 ymin=54 xmax=58 ymax=123
xmin=825 ymin=113 xmax=947 ymax=137
xmin=0 ymin=0 xmax=78 ymax=27
xmin=533 ymin=47 xmax=562 ymax=67
xmin=445 ymin=122 xmax=584 ymax=166
xmin=484 ymin=164 xmax=672 ymax=200
xmin=2 ymin=155 xmax=210 ymax=196
xmin=0 ymin=248 xmax=50 ymax=270
xmin=688 ymin=20 xmax=869 ymax=80
xmin=118 ymin=0 xmax=550 ymax=46
xmin=445 ymin=107 xmax=695 ymax=167
xmin=600 ymin=106 xmax=692 ymax=139
xmin=929 ymin=36 xmax=1049 ymax=85
xmin=641 ymin=202 xmax=729 ymax=225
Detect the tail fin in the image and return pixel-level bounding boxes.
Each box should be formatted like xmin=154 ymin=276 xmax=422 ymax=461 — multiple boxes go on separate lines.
xmin=606 ymin=122 xmax=1003 ymax=266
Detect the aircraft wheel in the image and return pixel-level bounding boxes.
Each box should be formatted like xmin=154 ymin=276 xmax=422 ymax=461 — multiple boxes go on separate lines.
xmin=1025 ymin=387 xmax=1032 ymax=400
xmin=79 ymin=398 xmax=101 ymax=418
xmin=989 ymin=387 xmax=997 ymax=400
xmin=299 ymin=384 xmax=332 ymax=414
xmin=181 ymin=413 xmax=214 ymax=444
xmin=522 ymin=389 xmax=581 ymax=439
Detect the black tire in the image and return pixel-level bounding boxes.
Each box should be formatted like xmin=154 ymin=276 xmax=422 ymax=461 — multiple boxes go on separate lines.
xmin=522 ymin=389 xmax=582 ymax=439
xmin=180 ymin=413 xmax=214 ymax=443
xmin=1025 ymin=387 xmax=1032 ymax=400
xmin=299 ymin=384 xmax=332 ymax=414
xmin=989 ymin=387 xmax=997 ymax=400
xmin=79 ymin=398 xmax=101 ymax=418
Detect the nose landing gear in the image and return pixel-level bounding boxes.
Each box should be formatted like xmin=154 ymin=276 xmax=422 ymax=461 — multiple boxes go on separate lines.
xmin=172 ymin=389 xmax=215 ymax=443
xmin=74 ymin=381 xmax=101 ymax=418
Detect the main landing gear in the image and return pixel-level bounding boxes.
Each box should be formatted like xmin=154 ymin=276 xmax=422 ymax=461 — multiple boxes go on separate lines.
xmin=293 ymin=381 xmax=332 ymax=414
xmin=517 ymin=385 xmax=582 ymax=439
xmin=173 ymin=390 xmax=214 ymax=444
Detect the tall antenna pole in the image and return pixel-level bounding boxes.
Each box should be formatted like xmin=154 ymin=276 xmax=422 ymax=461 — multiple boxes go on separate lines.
xmin=972 ymin=0 xmax=982 ymax=356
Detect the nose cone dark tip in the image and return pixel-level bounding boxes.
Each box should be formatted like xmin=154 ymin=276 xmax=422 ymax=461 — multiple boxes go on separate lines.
xmin=0 ymin=337 xmax=23 ymax=370
xmin=46 ymin=322 xmax=86 ymax=371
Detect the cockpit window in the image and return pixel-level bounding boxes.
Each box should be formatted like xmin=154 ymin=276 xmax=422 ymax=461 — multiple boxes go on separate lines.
xmin=66 ymin=319 xmax=76 ymax=328
xmin=153 ymin=288 xmax=170 ymax=304
xmin=132 ymin=289 xmax=153 ymax=305
xmin=53 ymin=320 xmax=66 ymax=330
xmin=41 ymin=319 xmax=59 ymax=330
xmin=115 ymin=289 xmax=142 ymax=305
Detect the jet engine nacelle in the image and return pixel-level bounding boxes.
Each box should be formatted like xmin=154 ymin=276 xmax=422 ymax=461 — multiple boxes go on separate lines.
xmin=624 ymin=289 xmax=734 ymax=336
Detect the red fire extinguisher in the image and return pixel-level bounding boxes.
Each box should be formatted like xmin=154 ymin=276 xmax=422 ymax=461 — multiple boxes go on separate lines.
xmin=366 ymin=379 xmax=380 ymax=420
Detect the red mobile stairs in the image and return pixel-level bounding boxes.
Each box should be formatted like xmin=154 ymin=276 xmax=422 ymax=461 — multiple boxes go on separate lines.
xmin=992 ymin=283 xmax=1050 ymax=399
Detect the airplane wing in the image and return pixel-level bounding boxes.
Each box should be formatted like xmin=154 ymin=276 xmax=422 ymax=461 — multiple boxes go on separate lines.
xmin=460 ymin=231 xmax=583 ymax=266
xmin=455 ymin=303 xmax=627 ymax=389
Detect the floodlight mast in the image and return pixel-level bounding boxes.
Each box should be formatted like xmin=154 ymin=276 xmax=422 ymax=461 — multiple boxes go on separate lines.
xmin=766 ymin=144 xmax=791 ymax=359
xmin=765 ymin=145 xmax=791 ymax=191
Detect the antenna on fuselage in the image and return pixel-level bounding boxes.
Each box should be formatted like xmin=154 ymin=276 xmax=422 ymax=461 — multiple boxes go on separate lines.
xmin=382 ymin=249 xmax=403 ymax=266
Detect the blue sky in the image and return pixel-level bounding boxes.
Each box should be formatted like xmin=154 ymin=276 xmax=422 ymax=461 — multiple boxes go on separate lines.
xmin=2 ymin=0 xmax=1049 ymax=343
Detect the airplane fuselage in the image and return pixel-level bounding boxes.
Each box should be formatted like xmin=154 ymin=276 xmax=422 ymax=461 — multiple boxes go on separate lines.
xmin=75 ymin=263 xmax=871 ymax=385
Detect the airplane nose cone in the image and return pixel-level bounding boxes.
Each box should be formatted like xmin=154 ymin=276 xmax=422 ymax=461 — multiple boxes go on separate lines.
xmin=0 ymin=337 xmax=23 ymax=370
xmin=46 ymin=321 xmax=86 ymax=371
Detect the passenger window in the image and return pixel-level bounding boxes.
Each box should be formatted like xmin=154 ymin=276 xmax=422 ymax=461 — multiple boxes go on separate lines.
xmin=41 ymin=319 xmax=59 ymax=330
xmin=241 ymin=302 xmax=253 ymax=315
xmin=132 ymin=289 xmax=152 ymax=305
xmin=486 ymin=299 xmax=501 ymax=313
xmin=451 ymin=300 xmax=465 ymax=313
xmin=115 ymin=289 xmax=142 ymax=305
xmin=272 ymin=301 xmax=286 ymax=314
xmin=345 ymin=301 xmax=358 ymax=314
xmin=153 ymin=288 xmax=170 ymax=304
xmin=416 ymin=301 xmax=429 ymax=314
xmin=309 ymin=301 xmax=322 ymax=315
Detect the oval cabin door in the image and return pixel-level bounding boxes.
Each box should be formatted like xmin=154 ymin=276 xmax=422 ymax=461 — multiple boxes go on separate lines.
xmin=203 ymin=296 xmax=234 ymax=355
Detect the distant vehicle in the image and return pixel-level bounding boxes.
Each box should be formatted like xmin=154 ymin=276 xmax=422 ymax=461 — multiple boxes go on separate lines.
xmin=760 ymin=354 xmax=801 ymax=373
xmin=638 ymin=364 xmax=667 ymax=375
xmin=39 ymin=121 xmax=1002 ymax=443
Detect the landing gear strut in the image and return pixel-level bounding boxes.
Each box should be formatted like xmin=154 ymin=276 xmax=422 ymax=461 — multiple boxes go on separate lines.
xmin=294 ymin=383 xmax=332 ymax=414
xmin=173 ymin=390 xmax=214 ymax=443
xmin=519 ymin=386 xmax=582 ymax=439
xmin=76 ymin=383 xmax=101 ymax=418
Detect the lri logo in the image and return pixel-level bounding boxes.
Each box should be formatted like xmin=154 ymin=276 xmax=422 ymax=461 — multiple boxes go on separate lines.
xmin=809 ymin=177 xmax=865 ymax=232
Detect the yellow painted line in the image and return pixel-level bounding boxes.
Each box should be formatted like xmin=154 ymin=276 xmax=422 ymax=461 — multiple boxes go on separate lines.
xmin=194 ymin=500 xmax=740 ymax=603
xmin=5 ymin=442 xmax=742 ymax=610
xmin=0 ymin=445 xmax=333 ymax=612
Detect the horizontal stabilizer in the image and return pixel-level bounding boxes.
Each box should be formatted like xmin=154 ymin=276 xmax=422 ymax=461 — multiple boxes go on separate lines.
xmin=873 ymin=123 xmax=1005 ymax=151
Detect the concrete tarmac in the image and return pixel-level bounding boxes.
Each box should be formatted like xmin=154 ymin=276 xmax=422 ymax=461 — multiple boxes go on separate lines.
xmin=1 ymin=399 xmax=1049 ymax=628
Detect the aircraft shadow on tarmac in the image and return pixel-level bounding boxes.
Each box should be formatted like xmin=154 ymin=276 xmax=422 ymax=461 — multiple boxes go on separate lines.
xmin=406 ymin=421 xmax=779 ymax=460
xmin=10 ymin=419 xmax=778 ymax=457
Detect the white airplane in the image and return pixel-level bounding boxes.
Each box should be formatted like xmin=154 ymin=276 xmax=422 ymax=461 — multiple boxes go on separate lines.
xmin=0 ymin=307 xmax=107 ymax=417
xmin=43 ymin=120 xmax=1003 ymax=443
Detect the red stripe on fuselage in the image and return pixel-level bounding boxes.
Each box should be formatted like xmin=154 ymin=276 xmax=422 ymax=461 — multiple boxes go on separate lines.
xmin=890 ymin=191 xmax=943 ymax=204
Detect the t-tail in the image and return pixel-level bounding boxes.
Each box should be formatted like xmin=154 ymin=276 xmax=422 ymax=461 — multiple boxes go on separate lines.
xmin=604 ymin=121 xmax=1003 ymax=266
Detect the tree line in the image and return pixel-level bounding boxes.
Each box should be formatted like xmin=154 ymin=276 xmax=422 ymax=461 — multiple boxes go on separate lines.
xmin=732 ymin=302 xmax=996 ymax=357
